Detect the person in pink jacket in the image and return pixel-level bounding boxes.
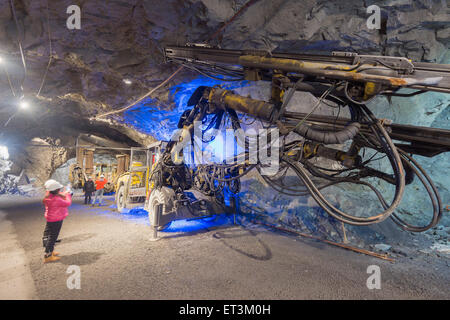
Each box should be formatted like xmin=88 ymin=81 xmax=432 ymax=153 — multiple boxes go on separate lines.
xmin=42 ymin=179 xmax=72 ymax=263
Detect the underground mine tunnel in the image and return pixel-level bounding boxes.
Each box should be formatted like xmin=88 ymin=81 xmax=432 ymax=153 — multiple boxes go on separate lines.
xmin=0 ymin=0 xmax=449 ymax=304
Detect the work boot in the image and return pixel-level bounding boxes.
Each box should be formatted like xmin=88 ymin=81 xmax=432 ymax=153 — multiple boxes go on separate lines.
xmin=52 ymin=251 xmax=60 ymax=256
xmin=44 ymin=254 xmax=60 ymax=263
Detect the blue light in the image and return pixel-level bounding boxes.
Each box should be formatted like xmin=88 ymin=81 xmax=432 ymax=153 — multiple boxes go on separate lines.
xmin=125 ymin=207 xmax=148 ymax=216
xmin=199 ymin=130 xmax=245 ymax=164
xmin=163 ymin=214 xmax=232 ymax=233
xmin=122 ymin=76 xmax=250 ymax=141
xmin=95 ymin=201 xmax=232 ymax=233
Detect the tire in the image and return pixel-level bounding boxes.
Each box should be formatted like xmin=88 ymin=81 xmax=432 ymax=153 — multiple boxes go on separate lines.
xmin=116 ymin=185 xmax=126 ymax=213
xmin=104 ymin=182 xmax=114 ymax=193
xmin=147 ymin=187 xmax=175 ymax=231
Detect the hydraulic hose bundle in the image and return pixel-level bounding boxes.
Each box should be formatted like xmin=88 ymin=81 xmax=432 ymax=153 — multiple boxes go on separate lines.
xmin=162 ymin=85 xmax=444 ymax=232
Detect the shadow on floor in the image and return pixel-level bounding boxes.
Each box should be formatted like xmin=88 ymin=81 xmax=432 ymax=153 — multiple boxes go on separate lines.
xmin=24 ymin=233 xmax=97 ymax=251
xmin=213 ymin=227 xmax=272 ymax=261
xmin=59 ymin=233 xmax=97 ymax=244
xmin=59 ymin=251 xmax=103 ymax=266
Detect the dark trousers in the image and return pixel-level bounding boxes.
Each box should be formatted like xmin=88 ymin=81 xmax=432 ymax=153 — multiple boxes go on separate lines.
xmin=84 ymin=192 xmax=92 ymax=204
xmin=42 ymin=220 xmax=63 ymax=254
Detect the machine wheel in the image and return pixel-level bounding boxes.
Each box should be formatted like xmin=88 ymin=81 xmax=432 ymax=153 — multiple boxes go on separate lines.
xmin=104 ymin=182 xmax=114 ymax=193
xmin=147 ymin=187 xmax=175 ymax=231
xmin=116 ymin=185 xmax=126 ymax=213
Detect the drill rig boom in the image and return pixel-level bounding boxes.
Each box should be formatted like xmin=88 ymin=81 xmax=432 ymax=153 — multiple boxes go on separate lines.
xmin=165 ymin=45 xmax=450 ymax=94
xmin=164 ymin=45 xmax=450 ymax=156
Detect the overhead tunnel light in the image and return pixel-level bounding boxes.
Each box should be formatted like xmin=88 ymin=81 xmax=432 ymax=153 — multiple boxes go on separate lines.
xmin=123 ymin=79 xmax=132 ymax=85
xmin=19 ymin=100 xmax=29 ymax=109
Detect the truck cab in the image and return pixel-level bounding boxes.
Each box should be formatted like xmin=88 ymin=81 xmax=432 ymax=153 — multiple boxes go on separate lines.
xmin=115 ymin=141 xmax=167 ymax=213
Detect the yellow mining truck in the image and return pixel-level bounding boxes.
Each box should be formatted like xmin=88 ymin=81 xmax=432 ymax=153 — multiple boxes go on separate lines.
xmin=69 ymin=147 xmax=126 ymax=192
xmin=115 ymin=142 xmax=166 ymax=213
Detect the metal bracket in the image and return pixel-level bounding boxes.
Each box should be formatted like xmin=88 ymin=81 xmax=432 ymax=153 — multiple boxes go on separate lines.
xmin=332 ymin=51 xmax=414 ymax=74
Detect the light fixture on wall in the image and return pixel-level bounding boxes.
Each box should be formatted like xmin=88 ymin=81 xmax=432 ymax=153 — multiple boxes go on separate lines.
xmin=0 ymin=145 xmax=9 ymax=160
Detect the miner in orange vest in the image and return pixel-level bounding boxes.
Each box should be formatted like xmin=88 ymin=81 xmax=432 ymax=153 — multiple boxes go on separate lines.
xmin=92 ymin=175 xmax=108 ymax=207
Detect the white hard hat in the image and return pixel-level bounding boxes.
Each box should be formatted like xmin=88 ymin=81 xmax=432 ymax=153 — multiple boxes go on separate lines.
xmin=44 ymin=179 xmax=63 ymax=192
xmin=100 ymin=174 xmax=105 ymax=178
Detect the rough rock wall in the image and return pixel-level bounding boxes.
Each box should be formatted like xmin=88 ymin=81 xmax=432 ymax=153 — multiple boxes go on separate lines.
xmin=215 ymin=0 xmax=448 ymax=61
xmin=13 ymin=137 xmax=69 ymax=185
xmin=0 ymin=158 xmax=18 ymax=194
xmin=120 ymin=0 xmax=449 ymax=139
xmin=1 ymin=0 xmax=196 ymax=178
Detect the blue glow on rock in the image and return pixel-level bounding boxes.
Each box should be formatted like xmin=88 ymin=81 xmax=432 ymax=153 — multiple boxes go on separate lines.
xmin=123 ymin=76 xmax=250 ymax=141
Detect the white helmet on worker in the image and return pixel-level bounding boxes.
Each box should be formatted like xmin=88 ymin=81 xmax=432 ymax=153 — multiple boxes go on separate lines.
xmin=44 ymin=179 xmax=63 ymax=192
xmin=100 ymin=174 xmax=105 ymax=178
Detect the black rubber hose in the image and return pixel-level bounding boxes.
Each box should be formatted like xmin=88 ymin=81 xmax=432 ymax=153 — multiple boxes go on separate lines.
xmin=283 ymin=157 xmax=398 ymax=225
xmin=355 ymin=153 xmax=441 ymax=232
xmin=276 ymin=105 xmax=405 ymax=225
xmin=293 ymin=121 xmax=361 ymax=144
xmin=389 ymin=149 xmax=442 ymax=232
xmin=290 ymin=91 xmax=362 ymax=144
